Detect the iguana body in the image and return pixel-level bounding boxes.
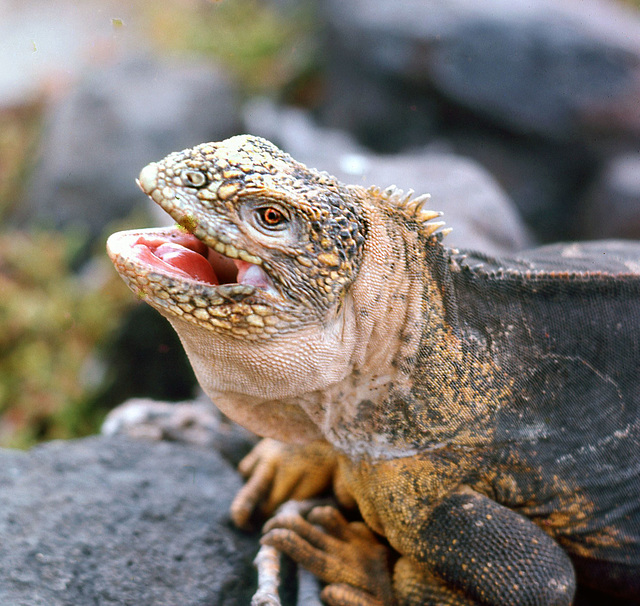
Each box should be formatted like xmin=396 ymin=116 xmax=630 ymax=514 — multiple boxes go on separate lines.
xmin=107 ymin=135 xmax=640 ymax=605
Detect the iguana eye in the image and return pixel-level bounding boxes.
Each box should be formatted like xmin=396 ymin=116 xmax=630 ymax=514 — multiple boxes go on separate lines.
xmin=181 ymin=170 xmax=207 ymax=188
xmin=255 ymin=206 xmax=289 ymax=230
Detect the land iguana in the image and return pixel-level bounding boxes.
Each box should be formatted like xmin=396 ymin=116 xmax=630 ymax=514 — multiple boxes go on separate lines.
xmin=106 ymin=135 xmax=640 ymax=605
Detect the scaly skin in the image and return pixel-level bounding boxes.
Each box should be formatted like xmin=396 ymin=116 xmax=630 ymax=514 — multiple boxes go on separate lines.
xmin=107 ymin=135 xmax=640 ymax=605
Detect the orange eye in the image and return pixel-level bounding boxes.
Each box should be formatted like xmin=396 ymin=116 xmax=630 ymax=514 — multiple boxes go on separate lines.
xmin=257 ymin=206 xmax=288 ymax=229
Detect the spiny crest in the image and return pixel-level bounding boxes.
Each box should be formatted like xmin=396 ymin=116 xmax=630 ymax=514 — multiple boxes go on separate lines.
xmin=373 ymin=184 xmax=452 ymax=240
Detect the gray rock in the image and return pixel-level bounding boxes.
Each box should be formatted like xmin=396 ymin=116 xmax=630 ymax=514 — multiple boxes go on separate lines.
xmin=20 ymin=56 xmax=240 ymax=238
xmin=446 ymin=131 xmax=595 ymax=242
xmin=581 ymin=152 xmax=640 ymax=240
xmin=0 ymin=435 xmax=258 ymax=606
xmin=320 ymin=0 xmax=640 ymax=142
xmin=244 ymin=100 xmax=533 ymax=254
xmin=315 ymin=53 xmax=440 ymax=152
xmin=101 ymin=397 xmax=257 ymax=467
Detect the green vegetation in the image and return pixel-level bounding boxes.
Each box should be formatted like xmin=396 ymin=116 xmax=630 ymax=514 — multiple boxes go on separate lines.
xmin=0 ymin=92 xmax=136 ymax=449
xmin=0 ymin=228 xmax=133 ymax=448
xmin=137 ymin=0 xmax=318 ymax=95
xmin=0 ymin=102 xmax=42 ymax=221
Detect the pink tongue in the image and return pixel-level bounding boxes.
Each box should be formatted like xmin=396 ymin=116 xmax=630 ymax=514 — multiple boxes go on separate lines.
xmin=133 ymin=236 xmax=218 ymax=285
xmin=154 ymin=243 xmax=219 ymax=284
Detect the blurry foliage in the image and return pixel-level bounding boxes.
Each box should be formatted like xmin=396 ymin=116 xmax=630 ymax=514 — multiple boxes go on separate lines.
xmin=0 ymin=228 xmax=134 ymax=448
xmin=135 ymin=0 xmax=318 ymax=95
xmin=0 ymin=87 xmax=143 ymax=449
xmin=0 ymin=102 xmax=43 ymax=220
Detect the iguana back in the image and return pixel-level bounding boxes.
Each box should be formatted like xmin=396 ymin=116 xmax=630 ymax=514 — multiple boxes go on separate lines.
xmin=449 ymin=240 xmax=640 ymax=593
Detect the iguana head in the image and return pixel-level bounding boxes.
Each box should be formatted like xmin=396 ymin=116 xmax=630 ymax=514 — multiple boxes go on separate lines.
xmin=108 ymin=136 xmax=379 ymax=440
xmin=108 ymin=135 xmax=366 ymax=339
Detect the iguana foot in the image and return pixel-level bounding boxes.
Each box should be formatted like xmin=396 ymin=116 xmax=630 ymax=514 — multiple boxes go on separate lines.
xmin=231 ymin=438 xmax=337 ymax=530
xmin=261 ymin=501 xmax=394 ymax=606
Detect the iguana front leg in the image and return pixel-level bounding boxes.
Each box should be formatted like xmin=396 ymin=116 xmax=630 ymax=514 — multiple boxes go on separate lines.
xmin=231 ymin=438 xmax=345 ymax=529
xmin=393 ymin=488 xmax=575 ymax=605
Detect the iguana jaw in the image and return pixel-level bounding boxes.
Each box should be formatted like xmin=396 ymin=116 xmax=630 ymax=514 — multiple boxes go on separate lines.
xmin=107 ymin=143 xmax=315 ymax=340
xmin=106 ymin=226 xmax=288 ymax=340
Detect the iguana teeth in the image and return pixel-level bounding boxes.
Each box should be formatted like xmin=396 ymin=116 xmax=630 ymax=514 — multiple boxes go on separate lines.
xmin=209 ymin=239 xmax=261 ymax=264
xmin=200 ymin=234 xmax=264 ymax=266
xmin=218 ymin=284 xmax=255 ymax=296
xmin=225 ymin=244 xmax=239 ymax=259
xmin=239 ymin=250 xmax=262 ymax=265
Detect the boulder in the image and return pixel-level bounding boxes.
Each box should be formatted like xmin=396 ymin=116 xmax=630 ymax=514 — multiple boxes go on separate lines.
xmin=244 ymin=100 xmax=533 ymax=254
xmin=580 ymin=151 xmax=640 ymax=240
xmin=0 ymin=435 xmax=258 ymax=606
xmin=320 ymin=0 xmax=640 ymax=142
xmin=445 ymin=130 xmax=596 ymax=242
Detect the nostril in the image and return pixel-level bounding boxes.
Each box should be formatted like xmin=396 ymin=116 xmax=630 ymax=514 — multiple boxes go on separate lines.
xmin=181 ymin=170 xmax=207 ymax=188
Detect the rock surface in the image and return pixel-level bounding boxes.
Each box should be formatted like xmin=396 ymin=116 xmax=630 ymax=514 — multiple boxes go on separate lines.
xmin=320 ymin=0 xmax=640 ymax=142
xmin=0 ymin=435 xmax=258 ymax=606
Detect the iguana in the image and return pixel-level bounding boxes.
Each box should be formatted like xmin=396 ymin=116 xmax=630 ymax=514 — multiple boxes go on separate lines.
xmin=107 ymin=135 xmax=640 ymax=605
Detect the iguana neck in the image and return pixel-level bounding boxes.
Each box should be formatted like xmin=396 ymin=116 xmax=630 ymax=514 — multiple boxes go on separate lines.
xmin=298 ymin=200 xmax=507 ymax=460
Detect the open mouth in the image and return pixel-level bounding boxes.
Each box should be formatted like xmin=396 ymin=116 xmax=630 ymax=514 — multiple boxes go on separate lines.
xmin=109 ymin=226 xmax=277 ymax=296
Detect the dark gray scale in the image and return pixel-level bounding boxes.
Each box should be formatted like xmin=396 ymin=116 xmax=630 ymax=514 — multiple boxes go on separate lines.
xmin=445 ymin=240 xmax=640 ymax=595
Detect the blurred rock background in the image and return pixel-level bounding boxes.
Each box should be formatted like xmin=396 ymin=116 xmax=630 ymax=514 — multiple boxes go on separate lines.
xmin=1 ymin=0 xmax=639 ymax=446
